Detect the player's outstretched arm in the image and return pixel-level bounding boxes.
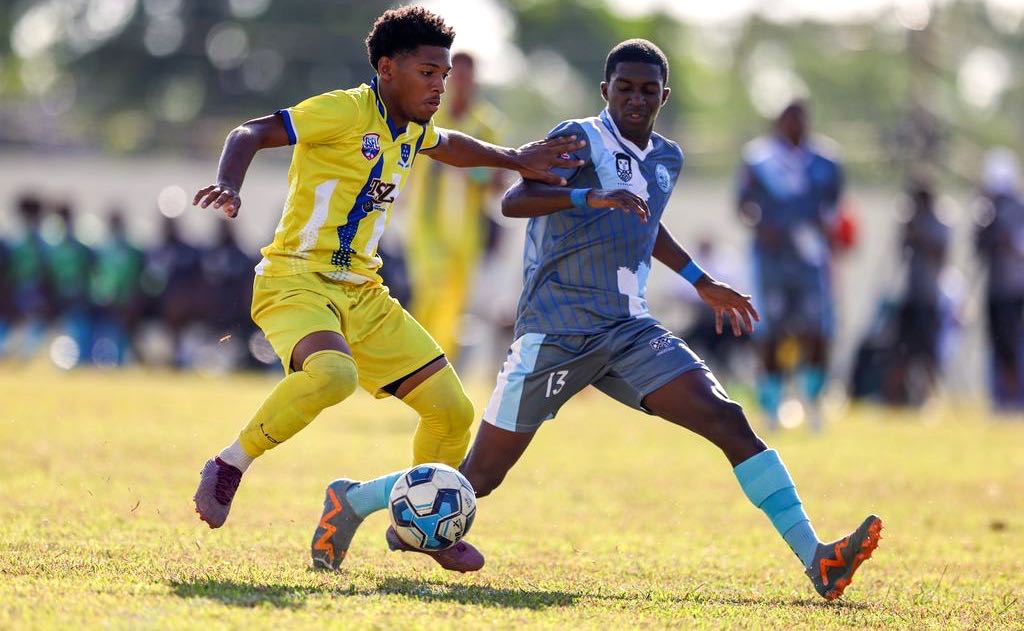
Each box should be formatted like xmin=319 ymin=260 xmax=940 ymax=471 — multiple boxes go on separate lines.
xmin=502 ymin=181 xmax=650 ymax=221
xmin=421 ymin=130 xmax=585 ymax=186
xmin=653 ymin=222 xmax=759 ymax=336
xmin=193 ymin=115 xmax=291 ymax=218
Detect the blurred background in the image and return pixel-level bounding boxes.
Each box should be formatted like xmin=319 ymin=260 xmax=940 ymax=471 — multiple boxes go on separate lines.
xmin=2 ymin=0 xmax=1024 ymax=423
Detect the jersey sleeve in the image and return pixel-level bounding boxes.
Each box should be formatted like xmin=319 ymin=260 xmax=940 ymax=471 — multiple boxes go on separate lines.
xmin=276 ymin=90 xmax=360 ymax=146
xmin=420 ymin=118 xmax=444 ymax=151
xmin=546 ymin=120 xmax=592 ymax=185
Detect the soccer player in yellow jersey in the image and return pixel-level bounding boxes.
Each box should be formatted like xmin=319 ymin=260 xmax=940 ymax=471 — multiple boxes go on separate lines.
xmin=191 ymin=6 xmax=583 ymax=572
xmin=404 ymin=52 xmax=505 ymax=360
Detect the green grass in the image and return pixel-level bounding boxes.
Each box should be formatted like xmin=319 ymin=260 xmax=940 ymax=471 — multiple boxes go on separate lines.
xmin=1 ymin=366 xmax=1022 ymax=629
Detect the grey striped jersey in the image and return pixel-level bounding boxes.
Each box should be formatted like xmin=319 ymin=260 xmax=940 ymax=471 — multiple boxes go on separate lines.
xmin=514 ymin=109 xmax=684 ymax=337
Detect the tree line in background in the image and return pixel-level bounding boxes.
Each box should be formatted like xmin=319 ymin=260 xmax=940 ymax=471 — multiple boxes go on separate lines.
xmin=0 ymin=0 xmax=1022 ymax=182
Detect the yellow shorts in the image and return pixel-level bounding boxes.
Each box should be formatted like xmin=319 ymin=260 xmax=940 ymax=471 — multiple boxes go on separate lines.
xmin=251 ymin=273 xmax=443 ymax=398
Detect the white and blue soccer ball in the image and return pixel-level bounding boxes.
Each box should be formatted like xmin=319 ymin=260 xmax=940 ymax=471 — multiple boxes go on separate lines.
xmin=389 ymin=463 xmax=476 ymax=551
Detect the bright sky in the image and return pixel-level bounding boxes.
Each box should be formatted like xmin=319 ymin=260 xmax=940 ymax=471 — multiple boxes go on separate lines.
xmin=421 ymin=0 xmax=1024 ymax=85
xmin=608 ymin=0 xmax=1024 ymax=24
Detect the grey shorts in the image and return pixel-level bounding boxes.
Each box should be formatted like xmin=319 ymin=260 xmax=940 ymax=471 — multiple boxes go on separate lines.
xmin=753 ymin=252 xmax=833 ymax=338
xmin=483 ymin=317 xmax=706 ymax=433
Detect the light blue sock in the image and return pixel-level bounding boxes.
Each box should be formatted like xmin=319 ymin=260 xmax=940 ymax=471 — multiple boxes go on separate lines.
xmin=799 ymin=366 xmax=826 ymax=402
xmin=757 ymin=374 xmax=784 ymax=428
xmin=734 ymin=449 xmax=820 ymax=568
xmin=345 ymin=471 xmax=403 ymax=519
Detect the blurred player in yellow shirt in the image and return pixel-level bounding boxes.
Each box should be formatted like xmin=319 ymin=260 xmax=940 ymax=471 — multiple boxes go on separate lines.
xmin=404 ymin=53 xmax=505 ymax=361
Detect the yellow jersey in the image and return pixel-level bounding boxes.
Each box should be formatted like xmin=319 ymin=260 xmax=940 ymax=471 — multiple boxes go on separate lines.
xmin=255 ymin=78 xmax=442 ymax=284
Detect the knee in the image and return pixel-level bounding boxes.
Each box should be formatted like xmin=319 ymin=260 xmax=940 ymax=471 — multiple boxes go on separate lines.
xmin=416 ymin=371 xmax=475 ymax=434
xmin=303 ymin=351 xmax=358 ymax=407
xmin=448 ymin=389 xmax=475 ymax=434
xmin=463 ymin=465 xmax=505 ymax=498
xmin=706 ymin=399 xmax=763 ymax=457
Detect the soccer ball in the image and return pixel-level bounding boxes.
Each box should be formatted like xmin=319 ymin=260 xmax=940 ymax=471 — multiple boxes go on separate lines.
xmin=389 ymin=463 xmax=476 ymax=551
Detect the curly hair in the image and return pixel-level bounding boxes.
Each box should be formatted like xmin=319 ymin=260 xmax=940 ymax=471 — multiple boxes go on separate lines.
xmin=604 ymin=39 xmax=669 ymax=84
xmin=365 ymin=6 xmax=456 ymax=72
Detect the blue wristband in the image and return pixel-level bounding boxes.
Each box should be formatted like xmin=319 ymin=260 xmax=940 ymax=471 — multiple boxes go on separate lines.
xmin=570 ymin=188 xmax=591 ymax=210
xmin=680 ymin=260 xmax=706 ymax=285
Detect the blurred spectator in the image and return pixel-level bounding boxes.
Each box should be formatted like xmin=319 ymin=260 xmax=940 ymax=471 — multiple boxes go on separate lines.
xmin=975 ymin=148 xmax=1024 ymax=411
xmin=1 ymin=193 xmax=50 ymax=359
xmin=142 ymin=216 xmax=204 ymax=367
xmin=200 ymin=219 xmax=256 ymax=333
xmin=45 ymin=202 xmax=95 ymax=366
xmin=890 ymin=182 xmax=950 ymax=404
xmin=89 ymin=210 xmax=144 ymax=365
xmin=0 ymin=233 xmax=12 ymax=347
xmin=737 ymin=100 xmax=844 ymax=430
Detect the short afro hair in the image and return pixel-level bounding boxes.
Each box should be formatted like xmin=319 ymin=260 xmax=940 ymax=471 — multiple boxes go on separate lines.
xmin=604 ymin=39 xmax=669 ymax=85
xmin=365 ymin=6 xmax=456 ymax=72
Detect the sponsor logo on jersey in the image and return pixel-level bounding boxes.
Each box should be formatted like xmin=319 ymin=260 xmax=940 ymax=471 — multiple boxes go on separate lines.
xmin=655 ymin=163 xmax=671 ymax=193
xmin=615 ymin=152 xmax=633 ymax=182
xmin=361 ymin=133 xmax=381 ymax=160
xmin=398 ymin=143 xmax=412 ymax=168
xmin=368 ymin=178 xmax=397 ymax=204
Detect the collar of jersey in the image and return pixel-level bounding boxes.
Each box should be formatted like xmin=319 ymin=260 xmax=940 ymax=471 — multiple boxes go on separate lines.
xmin=369 ymin=76 xmax=408 ymax=141
xmin=600 ymin=108 xmax=653 ymax=162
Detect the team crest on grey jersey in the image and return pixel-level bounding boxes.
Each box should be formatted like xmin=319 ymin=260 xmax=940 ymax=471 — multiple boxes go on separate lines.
xmin=615 ymin=152 xmax=633 ymax=182
xmin=655 ymin=163 xmax=671 ymax=193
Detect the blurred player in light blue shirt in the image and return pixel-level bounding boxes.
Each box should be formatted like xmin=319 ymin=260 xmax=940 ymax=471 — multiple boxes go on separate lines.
xmin=737 ymin=101 xmax=843 ymax=430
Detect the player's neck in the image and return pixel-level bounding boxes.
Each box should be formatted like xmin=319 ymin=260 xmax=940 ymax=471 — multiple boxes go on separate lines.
xmin=622 ymin=131 xmax=652 ymax=148
xmin=377 ymin=82 xmax=409 ymax=129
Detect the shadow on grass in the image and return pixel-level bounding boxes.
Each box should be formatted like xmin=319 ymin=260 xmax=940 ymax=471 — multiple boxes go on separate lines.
xmin=168 ymin=575 xmax=581 ymax=610
xmin=170 ymin=578 xmax=332 ymax=610
xmin=375 ymin=576 xmax=580 ymax=609
xmin=169 ymin=576 xmax=870 ymax=612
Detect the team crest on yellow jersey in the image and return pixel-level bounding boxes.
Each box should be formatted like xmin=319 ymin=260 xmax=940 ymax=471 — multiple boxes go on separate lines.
xmin=361 ymin=133 xmax=381 ymax=160
xmin=398 ymin=143 xmax=412 ymax=168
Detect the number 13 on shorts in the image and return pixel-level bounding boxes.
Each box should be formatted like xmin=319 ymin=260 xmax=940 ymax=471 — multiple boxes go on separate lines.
xmin=545 ymin=370 xmax=569 ymax=397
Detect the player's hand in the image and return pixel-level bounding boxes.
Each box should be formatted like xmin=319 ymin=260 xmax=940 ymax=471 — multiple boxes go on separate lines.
xmin=585 ymin=189 xmax=649 ymax=223
xmin=694 ymin=277 xmax=760 ymax=337
xmin=194 ymin=183 xmax=242 ymax=218
xmin=512 ymin=135 xmax=586 ymax=186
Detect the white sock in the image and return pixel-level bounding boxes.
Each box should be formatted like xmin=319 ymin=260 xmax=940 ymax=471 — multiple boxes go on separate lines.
xmin=218 ymin=439 xmax=255 ymax=473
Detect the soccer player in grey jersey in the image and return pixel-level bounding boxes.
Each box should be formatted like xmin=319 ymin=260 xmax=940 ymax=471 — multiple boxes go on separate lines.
xmin=458 ymin=39 xmax=882 ymax=601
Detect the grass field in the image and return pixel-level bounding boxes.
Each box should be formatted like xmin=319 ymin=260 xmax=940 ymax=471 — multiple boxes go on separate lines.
xmin=1 ymin=366 xmax=1022 ymax=630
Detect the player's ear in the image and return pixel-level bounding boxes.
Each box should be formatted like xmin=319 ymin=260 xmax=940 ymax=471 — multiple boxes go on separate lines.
xmin=378 ymin=56 xmax=394 ymax=81
xmin=661 ymin=86 xmax=671 ymax=106
xmin=600 ymin=81 xmax=609 ymax=102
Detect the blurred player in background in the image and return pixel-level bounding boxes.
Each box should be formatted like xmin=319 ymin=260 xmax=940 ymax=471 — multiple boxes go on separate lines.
xmin=188 ymin=6 xmax=583 ymax=573
xmin=403 ymin=52 xmax=505 ymax=364
xmin=737 ymin=101 xmax=843 ymax=431
xmin=975 ymin=148 xmax=1024 ymax=411
xmin=892 ymin=180 xmax=949 ymax=403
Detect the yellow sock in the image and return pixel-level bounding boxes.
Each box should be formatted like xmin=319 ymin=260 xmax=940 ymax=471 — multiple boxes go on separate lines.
xmin=239 ymin=350 xmax=357 ymax=458
xmin=403 ymin=364 xmax=474 ymax=467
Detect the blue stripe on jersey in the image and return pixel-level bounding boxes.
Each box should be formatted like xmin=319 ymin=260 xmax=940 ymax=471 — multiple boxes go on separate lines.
xmin=332 ymin=158 xmax=384 ymax=269
xmin=276 ymin=109 xmax=297 ymax=145
xmin=411 ymin=127 xmax=428 ymax=165
xmin=370 ymin=77 xmax=406 ymax=141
